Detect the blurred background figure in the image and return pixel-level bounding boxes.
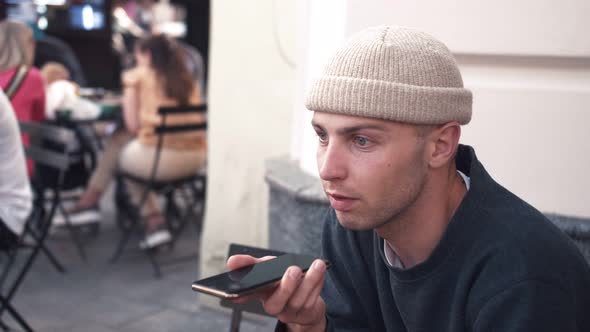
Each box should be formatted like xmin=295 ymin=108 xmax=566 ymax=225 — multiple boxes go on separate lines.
xmin=34 ymin=34 xmax=88 ymax=87
xmin=40 ymin=61 xmax=101 ymax=120
xmin=0 ymin=20 xmax=46 ymax=123
xmin=0 ymin=20 xmax=46 ymax=175
xmin=40 ymin=61 xmax=70 ymax=85
xmin=0 ymin=90 xmax=33 ymax=251
xmin=69 ymin=34 xmax=206 ymax=249
xmin=112 ymin=0 xmax=149 ymax=68
xmin=2 ymin=0 xmax=208 ymax=91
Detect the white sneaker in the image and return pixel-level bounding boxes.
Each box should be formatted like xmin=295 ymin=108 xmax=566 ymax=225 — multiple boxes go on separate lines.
xmin=53 ymin=209 xmax=101 ymax=226
xmin=139 ymin=229 xmax=172 ymax=250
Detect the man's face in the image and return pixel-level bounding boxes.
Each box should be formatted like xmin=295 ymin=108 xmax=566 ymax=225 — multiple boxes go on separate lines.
xmin=313 ymin=112 xmax=429 ymax=231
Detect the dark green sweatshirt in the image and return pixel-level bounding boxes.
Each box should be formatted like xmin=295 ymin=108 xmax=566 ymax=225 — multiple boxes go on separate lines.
xmin=319 ymin=145 xmax=590 ymax=331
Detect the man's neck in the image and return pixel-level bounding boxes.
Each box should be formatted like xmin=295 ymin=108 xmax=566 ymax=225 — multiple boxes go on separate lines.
xmin=376 ymin=167 xmax=467 ymax=268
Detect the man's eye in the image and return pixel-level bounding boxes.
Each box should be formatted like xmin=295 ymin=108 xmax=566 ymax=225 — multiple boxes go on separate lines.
xmin=354 ymin=136 xmax=368 ymax=146
xmin=317 ymin=132 xmax=327 ymax=142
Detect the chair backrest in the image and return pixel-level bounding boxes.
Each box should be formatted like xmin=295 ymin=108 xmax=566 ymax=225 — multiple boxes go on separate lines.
xmin=42 ymin=119 xmax=96 ymax=191
xmin=155 ymin=104 xmax=207 ymax=135
xmin=19 ymin=121 xmax=75 ymax=241
xmin=19 ymin=122 xmax=74 ymax=174
xmin=142 ymin=104 xmax=207 ymax=184
xmin=19 ymin=121 xmax=74 ymax=227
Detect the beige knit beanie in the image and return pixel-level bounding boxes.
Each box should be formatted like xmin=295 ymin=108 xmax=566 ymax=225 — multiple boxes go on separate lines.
xmin=305 ymin=26 xmax=472 ymax=125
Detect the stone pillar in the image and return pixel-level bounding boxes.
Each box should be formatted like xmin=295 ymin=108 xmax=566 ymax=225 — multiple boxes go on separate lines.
xmin=265 ymin=157 xmax=329 ymax=257
xmin=546 ymin=214 xmax=590 ymax=264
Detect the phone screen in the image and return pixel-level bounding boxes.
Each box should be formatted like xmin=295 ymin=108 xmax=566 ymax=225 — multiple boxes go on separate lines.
xmin=192 ymin=254 xmax=326 ymax=298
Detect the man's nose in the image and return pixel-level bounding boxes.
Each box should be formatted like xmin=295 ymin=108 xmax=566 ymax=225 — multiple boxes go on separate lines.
xmin=318 ymin=143 xmax=347 ymax=181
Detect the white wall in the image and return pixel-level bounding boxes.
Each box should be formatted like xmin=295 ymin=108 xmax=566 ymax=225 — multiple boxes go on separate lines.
xmin=199 ymin=0 xmax=297 ymax=285
xmin=201 ymin=1 xmax=590 ymax=288
xmin=345 ymin=0 xmax=590 ymax=57
xmin=294 ymin=0 xmax=590 ymax=218
xmin=459 ymin=56 xmax=590 ymax=217
xmin=291 ymin=0 xmax=348 ymax=175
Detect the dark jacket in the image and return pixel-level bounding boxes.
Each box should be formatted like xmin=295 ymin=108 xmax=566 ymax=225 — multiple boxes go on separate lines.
xmin=320 ymin=145 xmax=590 ymax=331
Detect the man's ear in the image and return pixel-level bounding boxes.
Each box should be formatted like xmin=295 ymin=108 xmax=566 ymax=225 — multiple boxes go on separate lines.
xmin=428 ymin=122 xmax=461 ymax=169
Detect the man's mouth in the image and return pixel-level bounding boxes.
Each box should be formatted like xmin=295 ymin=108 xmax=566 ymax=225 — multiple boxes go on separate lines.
xmin=326 ymin=192 xmax=358 ymax=212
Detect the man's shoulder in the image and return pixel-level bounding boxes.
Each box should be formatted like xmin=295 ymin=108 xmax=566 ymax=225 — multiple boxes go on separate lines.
xmin=465 ymin=161 xmax=571 ymax=255
xmin=457 ymin=174 xmax=584 ymax=276
xmin=475 ymin=186 xmax=583 ymax=269
xmin=464 ymin=193 xmax=590 ymax=309
xmin=478 ymin=183 xmax=579 ymax=259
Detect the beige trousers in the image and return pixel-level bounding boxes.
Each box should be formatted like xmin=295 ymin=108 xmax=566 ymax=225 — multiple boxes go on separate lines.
xmin=89 ymin=129 xmax=206 ymax=215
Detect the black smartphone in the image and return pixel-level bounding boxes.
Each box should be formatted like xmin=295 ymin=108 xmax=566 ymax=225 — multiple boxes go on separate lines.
xmin=191 ymin=254 xmax=330 ymax=299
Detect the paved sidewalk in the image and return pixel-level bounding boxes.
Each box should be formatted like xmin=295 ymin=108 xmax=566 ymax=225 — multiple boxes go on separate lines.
xmin=3 ymin=207 xmax=276 ymax=332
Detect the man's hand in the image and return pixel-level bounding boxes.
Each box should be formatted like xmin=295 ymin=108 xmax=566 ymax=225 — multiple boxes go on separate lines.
xmin=226 ymin=255 xmax=328 ymax=332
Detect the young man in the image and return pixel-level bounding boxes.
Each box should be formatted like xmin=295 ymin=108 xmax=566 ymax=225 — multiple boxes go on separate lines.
xmin=228 ymin=26 xmax=590 ymax=331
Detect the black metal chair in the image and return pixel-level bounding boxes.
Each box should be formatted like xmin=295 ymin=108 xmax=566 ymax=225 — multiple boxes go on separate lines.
xmin=40 ymin=118 xmax=101 ymax=262
xmin=0 ymin=122 xmax=74 ymax=332
xmin=110 ymin=104 xmax=207 ymax=277
xmin=220 ymin=243 xmax=285 ymax=332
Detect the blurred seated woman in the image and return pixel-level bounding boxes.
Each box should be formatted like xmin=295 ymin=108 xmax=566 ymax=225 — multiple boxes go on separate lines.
xmin=71 ymin=35 xmax=206 ymax=248
xmin=0 ymin=20 xmax=46 ymax=174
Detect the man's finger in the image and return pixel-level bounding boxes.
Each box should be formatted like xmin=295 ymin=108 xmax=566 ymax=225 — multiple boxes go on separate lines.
xmin=226 ymin=255 xmax=275 ymax=270
xmin=263 ymin=266 xmax=303 ymax=316
xmin=301 ymin=268 xmax=326 ymax=312
xmin=227 ymin=255 xmax=278 ymax=305
xmin=284 ymin=259 xmax=326 ymax=313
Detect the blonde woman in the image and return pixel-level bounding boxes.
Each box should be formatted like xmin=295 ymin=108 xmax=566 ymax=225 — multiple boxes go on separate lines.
xmin=0 ymin=20 xmax=46 ymax=174
xmin=0 ymin=20 xmax=45 ymax=121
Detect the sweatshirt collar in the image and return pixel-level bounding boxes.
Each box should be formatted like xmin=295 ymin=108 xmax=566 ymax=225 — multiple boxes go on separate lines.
xmin=377 ymin=144 xmax=494 ymax=281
